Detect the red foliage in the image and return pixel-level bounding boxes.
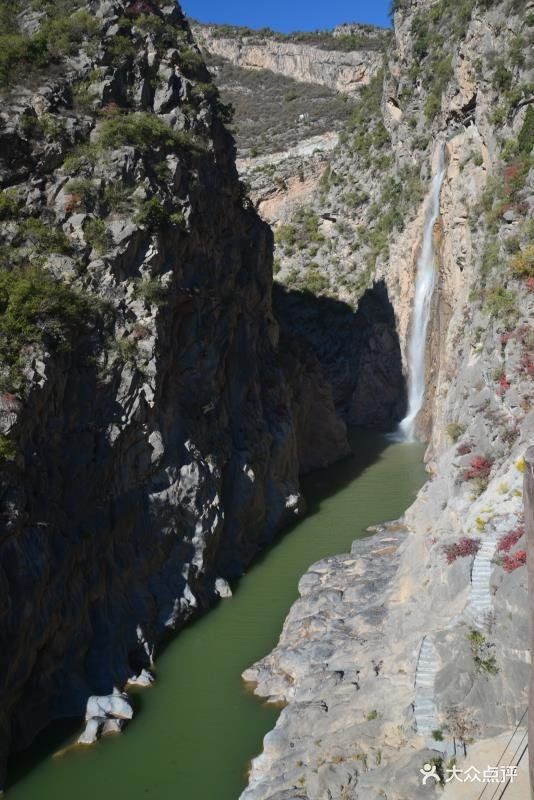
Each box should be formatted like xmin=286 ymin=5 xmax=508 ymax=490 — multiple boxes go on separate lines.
xmin=526 ymin=277 xmax=534 ymax=292
xmin=463 ymin=455 xmax=493 ymax=481
xmin=65 ymin=193 xmax=81 ymax=214
xmin=443 ymin=537 xmax=481 ymax=564
xmin=503 ymin=163 xmax=521 ymax=183
xmin=498 ymin=373 xmax=510 ymax=389
xmin=502 ymin=550 xmax=526 ymax=572
xmin=496 ymin=525 xmax=525 ymax=553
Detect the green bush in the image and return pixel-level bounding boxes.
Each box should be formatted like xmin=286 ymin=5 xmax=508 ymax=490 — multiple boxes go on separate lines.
xmin=301 ymin=266 xmax=329 ymax=295
xmin=102 ymin=182 xmax=131 ymax=214
xmin=424 ymin=91 xmax=442 ymax=121
xmin=133 ymin=276 xmax=167 ymax=306
xmin=83 ymin=218 xmax=112 ymax=255
xmin=0 ymin=190 xmax=20 ymax=221
xmin=0 ymin=265 xmax=97 ymax=368
xmin=466 ymin=630 xmax=499 ymax=675
xmin=106 ymin=35 xmax=137 ymax=65
xmin=483 ymin=286 xmax=517 ymax=320
xmin=509 ymin=245 xmax=534 ymax=278
xmin=18 ymin=219 xmax=70 ymax=255
xmin=19 ymin=112 xmax=64 ymax=141
xmin=0 ymin=9 xmax=100 ymax=86
xmin=134 ymin=13 xmax=177 ymax=52
xmin=0 ymin=434 xmax=16 ymax=462
xmin=481 ymin=241 xmax=499 ymax=277
xmin=62 ymin=144 xmax=99 ymax=175
xmin=492 ymin=59 xmax=512 ymax=91
xmin=518 ymin=106 xmax=534 ymax=155
xmin=96 ymin=112 xmax=204 ymax=154
xmin=179 ymin=47 xmax=204 ymax=76
xmin=134 ymin=198 xmax=169 ymax=229
xmin=446 ymin=422 xmax=465 ymax=442
xmin=66 ymin=178 xmax=99 ymax=211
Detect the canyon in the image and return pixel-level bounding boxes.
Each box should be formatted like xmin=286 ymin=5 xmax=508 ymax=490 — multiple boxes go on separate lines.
xmin=0 ymin=0 xmax=532 ymax=798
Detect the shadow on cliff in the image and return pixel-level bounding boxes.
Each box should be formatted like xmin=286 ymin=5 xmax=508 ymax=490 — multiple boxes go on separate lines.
xmin=273 ymin=279 xmax=407 ymax=430
xmin=236 ymin=426 xmax=391 ymax=579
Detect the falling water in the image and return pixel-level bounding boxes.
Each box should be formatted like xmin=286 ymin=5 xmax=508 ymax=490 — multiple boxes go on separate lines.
xmin=398 ymin=144 xmax=446 ymax=441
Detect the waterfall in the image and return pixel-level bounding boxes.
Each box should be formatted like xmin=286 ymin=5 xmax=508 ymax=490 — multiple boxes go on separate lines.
xmin=398 ymin=145 xmax=446 ymax=441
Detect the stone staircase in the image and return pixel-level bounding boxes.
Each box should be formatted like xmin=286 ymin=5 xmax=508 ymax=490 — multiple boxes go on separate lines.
xmin=468 ymin=537 xmax=497 ymax=622
xmin=414 ymin=536 xmax=499 ymax=753
xmin=414 ymin=636 xmax=446 ymax=750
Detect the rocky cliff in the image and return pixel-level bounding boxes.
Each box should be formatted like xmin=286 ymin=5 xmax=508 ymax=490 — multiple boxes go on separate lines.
xmin=206 ymin=0 xmax=534 ymax=797
xmin=0 ymin=0 xmax=407 ymax=787
xmin=191 ymin=22 xmax=389 ymax=96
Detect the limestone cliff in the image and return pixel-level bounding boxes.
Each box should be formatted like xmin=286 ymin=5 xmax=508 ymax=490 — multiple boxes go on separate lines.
xmin=0 ymin=0 xmax=405 ymax=786
xmin=191 ymin=22 xmax=389 ymax=96
xmin=216 ymin=0 xmax=534 ymax=797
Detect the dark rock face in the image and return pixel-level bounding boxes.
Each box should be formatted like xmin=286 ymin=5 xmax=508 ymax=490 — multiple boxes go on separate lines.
xmin=0 ymin=1 xmax=404 ymax=785
xmin=273 ymin=280 xmax=406 ymax=431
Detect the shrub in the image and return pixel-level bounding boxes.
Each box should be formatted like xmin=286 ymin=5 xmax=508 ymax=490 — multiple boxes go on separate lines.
xmin=0 ymin=434 xmax=16 ymax=461
xmin=19 ymin=112 xmax=64 ymax=141
xmin=65 ymin=178 xmax=99 ymax=211
xmin=496 ymin=525 xmax=524 ymax=553
xmin=518 ymin=106 xmax=534 ymax=155
xmin=96 ymin=112 xmax=204 ymax=154
xmin=446 ymin=422 xmax=465 ymax=442
xmin=502 ymin=550 xmax=526 ymax=572
xmin=443 ymin=537 xmax=481 ymax=564
xmin=0 ymin=189 xmax=20 ymax=220
xmin=492 ymin=59 xmax=512 ymax=91
xmin=134 ymin=197 xmax=169 ymax=229
xmin=106 ymin=34 xmax=137 ymax=65
xmin=0 ymin=10 xmax=100 ymax=86
xmin=466 ymin=630 xmax=498 ymax=675
xmin=463 ymin=455 xmax=493 ymax=481
xmin=510 ymin=245 xmax=534 ymax=279
xmin=113 ymin=335 xmax=138 ymax=365
xmin=481 ymin=241 xmax=499 ymax=277
xmin=0 ymin=265 xmax=98 ymax=370
xmin=83 ymin=218 xmax=112 ymax=255
xmin=18 ymin=219 xmax=70 ymax=255
xmin=179 ymin=47 xmax=204 ymax=76
xmin=483 ymin=286 xmax=516 ymax=320
xmin=133 ymin=276 xmax=167 ymax=306
xmin=62 ymin=144 xmax=99 ymax=174
xmin=102 ymin=181 xmax=131 ymax=214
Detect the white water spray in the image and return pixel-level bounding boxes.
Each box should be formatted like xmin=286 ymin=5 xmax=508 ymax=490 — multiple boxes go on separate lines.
xmin=398 ymin=145 xmax=446 ymax=441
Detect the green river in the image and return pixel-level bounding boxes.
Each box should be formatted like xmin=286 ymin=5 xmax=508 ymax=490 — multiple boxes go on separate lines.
xmin=7 ymin=430 xmax=426 ymax=800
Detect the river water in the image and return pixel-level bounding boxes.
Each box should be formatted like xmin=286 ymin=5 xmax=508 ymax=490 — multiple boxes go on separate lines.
xmin=7 ymin=430 xmax=426 ymax=800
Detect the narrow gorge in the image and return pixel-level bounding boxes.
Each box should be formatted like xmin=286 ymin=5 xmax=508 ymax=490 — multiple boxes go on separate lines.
xmin=0 ymin=0 xmax=532 ymax=798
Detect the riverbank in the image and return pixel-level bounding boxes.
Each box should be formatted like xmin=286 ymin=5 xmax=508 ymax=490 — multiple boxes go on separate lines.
xmin=6 ymin=432 xmax=425 ymax=799
xmin=240 ymin=424 xmax=530 ymax=799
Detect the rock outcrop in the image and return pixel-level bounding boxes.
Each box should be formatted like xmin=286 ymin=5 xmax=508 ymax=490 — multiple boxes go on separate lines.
xmin=192 ymin=23 xmax=388 ymax=96
xmin=230 ymin=0 xmax=534 ymax=796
